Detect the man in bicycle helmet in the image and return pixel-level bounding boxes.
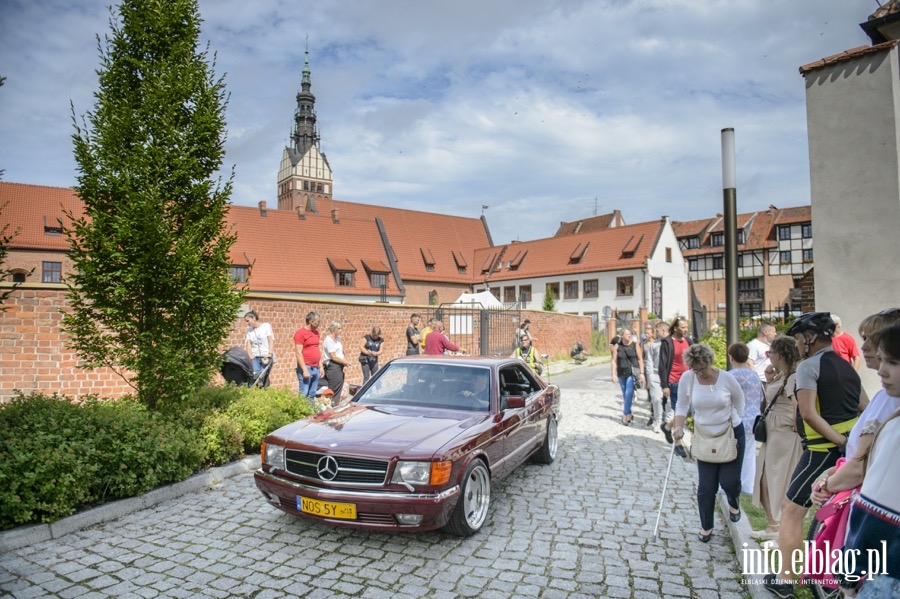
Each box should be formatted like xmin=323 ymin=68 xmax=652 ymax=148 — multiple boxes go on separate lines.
xmin=765 ymin=311 xmax=863 ymax=598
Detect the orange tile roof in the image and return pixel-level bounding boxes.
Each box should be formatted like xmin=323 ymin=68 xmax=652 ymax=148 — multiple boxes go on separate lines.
xmin=0 ymin=182 xmax=83 ymax=251
xmin=474 ymin=220 xmax=664 ymax=282
xmin=673 ymin=205 xmax=810 ymax=256
xmin=553 ymin=210 xmax=625 ymax=237
xmin=309 ymin=196 xmax=492 ymax=284
xmin=799 ymin=41 xmax=899 ymax=74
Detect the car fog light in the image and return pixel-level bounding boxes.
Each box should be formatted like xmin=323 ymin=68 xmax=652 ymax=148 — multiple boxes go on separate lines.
xmin=395 ymin=514 xmax=423 ymax=526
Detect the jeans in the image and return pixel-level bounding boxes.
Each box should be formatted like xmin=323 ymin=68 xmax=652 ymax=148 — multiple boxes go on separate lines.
xmin=296 ymin=365 xmax=320 ymax=406
xmin=361 ymin=359 xmax=379 ymax=384
xmin=251 ymin=357 xmax=271 ymax=388
xmin=696 ymin=425 xmax=746 ymax=531
xmin=618 ymin=374 xmax=635 ymax=416
xmin=668 ymin=380 xmax=680 ymax=416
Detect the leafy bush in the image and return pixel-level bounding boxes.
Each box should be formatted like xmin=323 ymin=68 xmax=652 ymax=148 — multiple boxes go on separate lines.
xmin=224 ymin=386 xmax=315 ymax=454
xmin=200 ymin=411 xmax=245 ymax=465
xmin=0 ymin=394 xmax=98 ymax=527
xmin=0 ymin=393 xmax=203 ymax=530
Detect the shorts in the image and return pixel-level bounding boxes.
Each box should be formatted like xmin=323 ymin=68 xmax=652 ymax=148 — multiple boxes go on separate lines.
xmin=785 ymin=448 xmax=842 ymax=508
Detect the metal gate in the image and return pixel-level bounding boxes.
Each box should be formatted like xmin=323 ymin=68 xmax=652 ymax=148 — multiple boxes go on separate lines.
xmin=429 ymin=303 xmax=522 ymax=357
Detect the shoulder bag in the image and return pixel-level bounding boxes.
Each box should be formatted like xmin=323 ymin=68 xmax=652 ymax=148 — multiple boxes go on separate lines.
xmin=752 ymin=382 xmax=774 ymax=443
xmin=689 ymin=374 xmax=738 ymax=463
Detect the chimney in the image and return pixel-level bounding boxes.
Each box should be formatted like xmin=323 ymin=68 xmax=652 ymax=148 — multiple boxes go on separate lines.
xmin=331 ymin=208 xmax=340 ymax=224
xmin=258 ymin=200 xmax=267 ymax=217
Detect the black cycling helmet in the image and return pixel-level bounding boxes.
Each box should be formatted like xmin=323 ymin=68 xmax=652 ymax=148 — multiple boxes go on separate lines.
xmin=786 ymin=312 xmax=835 ymax=338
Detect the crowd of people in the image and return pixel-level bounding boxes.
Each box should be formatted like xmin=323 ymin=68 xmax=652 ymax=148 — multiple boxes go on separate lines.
xmin=630 ymin=310 xmax=899 ymax=599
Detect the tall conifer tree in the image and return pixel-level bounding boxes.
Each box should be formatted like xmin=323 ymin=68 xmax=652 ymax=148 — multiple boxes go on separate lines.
xmin=65 ymin=0 xmax=243 ymax=409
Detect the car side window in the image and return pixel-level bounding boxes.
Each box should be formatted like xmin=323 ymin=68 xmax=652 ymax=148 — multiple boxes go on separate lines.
xmin=499 ymin=364 xmax=538 ymax=397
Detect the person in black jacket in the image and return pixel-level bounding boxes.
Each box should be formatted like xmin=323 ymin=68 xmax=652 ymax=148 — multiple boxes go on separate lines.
xmin=658 ymin=317 xmax=693 ymax=420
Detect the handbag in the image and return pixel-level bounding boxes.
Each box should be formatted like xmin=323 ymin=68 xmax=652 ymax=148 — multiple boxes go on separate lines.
xmin=753 ymin=377 xmax=787 ymax=443
xmin=690 ymin=422 xmax=738 ymax=463
xmin=631 ymin=365 xmax=643 ymax=389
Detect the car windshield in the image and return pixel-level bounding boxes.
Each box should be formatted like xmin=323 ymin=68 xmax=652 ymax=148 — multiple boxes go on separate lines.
xmin=355 ymin=363 xmax=492 ymax=412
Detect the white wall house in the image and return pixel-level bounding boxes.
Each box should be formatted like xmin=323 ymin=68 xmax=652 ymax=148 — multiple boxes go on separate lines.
xmin=802 ymin=14 xmax=900 ymax=394
xmin=472 ymin=218 xmax=689 ymax=330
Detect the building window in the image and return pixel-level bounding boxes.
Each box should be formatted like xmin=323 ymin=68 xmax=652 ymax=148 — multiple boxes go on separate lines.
xmin=779 ymin=226 xmax=791 ymax=241
xmin=548 ymin=282 xmax=560 ymax=300
xmin=370 ymin=272 xmax=388 ymax=288
xmin=738 ymin=278 xmax=760 ymax=290
xmin=712 ymin=256 xmax=724 ymax=269
xmin=687 ymin=237 xmax=699 ymax=249
xmin=42 ymin=261 xmax=62 ymax=283
xmin=303 ymin=180 xmax=309 ymax=191
xmin=564 ymin=281 xmax=578 ymax=299
xmin=689 ymin=259 xmax=698 ymax=271
xmin=665 ymin=247 xmax=672 ymax=263
xmin=504 ymin=286 xmax=516 ymax=303
xmin=583 ymin=279 xmax=598 ymax=298
xmin=780 ymin=251 xmax=792 ymax=264
xmin=12 ymin=270 xmax=28 ymax=283
xmin=616 ymin=276 xmax=633 ymax=296
xmin=802 ymin=249 xmax=814 ymax=263
xmin=711 ymin=233 xmax=724 ymax=247
xmin=519 ymin=285 xmax=532 ymax=303
xmin=316 ymin=183 xmax=323 ymax=193
xmin=336 ymin=271 xmax=354 ymax=287
xmin=737 ymin=254 xmax=744 ymax=268
xmin=229 ymin=266 xmax=249 ymax=283
xmin=801 ymin=223 xmax=812 ymax=239
xmin=740 ymin=303 xmax=763 ymax=317
xmin=737 ymin=230 xmax=745 ymax=244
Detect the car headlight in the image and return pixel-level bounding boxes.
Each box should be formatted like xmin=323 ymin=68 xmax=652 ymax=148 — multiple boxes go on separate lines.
xmin=391 ymin=461 xmax=452 ymax=486
xmin=262 ymin=441 xmax=285 ymax=470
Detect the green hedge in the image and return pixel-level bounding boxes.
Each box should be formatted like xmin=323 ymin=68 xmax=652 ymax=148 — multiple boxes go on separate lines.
xmin=0 ymin=385 xmax=317 ymax=531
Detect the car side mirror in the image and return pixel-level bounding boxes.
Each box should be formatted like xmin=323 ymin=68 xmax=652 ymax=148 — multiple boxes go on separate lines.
xmin=503 ymin=395 xmax=526 ymax=410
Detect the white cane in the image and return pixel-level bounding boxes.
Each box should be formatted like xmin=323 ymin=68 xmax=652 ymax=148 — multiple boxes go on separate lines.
xmin=653 ymin=441 xmax=678 ymax=541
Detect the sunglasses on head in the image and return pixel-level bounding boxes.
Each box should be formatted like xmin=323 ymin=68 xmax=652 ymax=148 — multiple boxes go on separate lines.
xmin=879 ymin=307 xmax=900 ymax=316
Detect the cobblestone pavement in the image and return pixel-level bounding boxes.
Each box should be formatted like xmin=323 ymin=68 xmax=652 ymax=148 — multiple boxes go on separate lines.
xmin=0 ymin=365 xmax=750 ymax=598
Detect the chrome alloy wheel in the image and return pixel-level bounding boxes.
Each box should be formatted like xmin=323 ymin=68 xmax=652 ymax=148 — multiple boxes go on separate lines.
xmin=462 ymin=461 xmax=491 ymax=530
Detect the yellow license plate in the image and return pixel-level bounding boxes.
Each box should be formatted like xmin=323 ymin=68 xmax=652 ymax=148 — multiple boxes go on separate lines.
xmin=298 ymin=496 xmax=357 ymax=520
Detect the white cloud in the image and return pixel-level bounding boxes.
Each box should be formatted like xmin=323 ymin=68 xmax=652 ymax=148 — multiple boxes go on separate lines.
xmin=0 ymin=0 xmax=876 ymax=244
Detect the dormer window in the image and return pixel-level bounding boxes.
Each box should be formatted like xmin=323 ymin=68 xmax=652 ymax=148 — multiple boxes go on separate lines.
xmin=327 ymin=258 xmax=357 ymax=287
xmin=569 ymin=242 xmax=589 ymax=264
xmin=361 ymin=259 xmax=391 ymax=289
xmin=452 ymin=250 xmax=468 ymax=274
xmin=737 ymin=229 xmax=745 ymax=244
xmin=420 ymin=248 xmax=436 ymax=272
xmin=42 ymin=216 xmax=63 ymax=235
xmin=229 ymin=265 xmax=249 ymax=284
xmin=711 ymin=233 xmax=724 ymax=247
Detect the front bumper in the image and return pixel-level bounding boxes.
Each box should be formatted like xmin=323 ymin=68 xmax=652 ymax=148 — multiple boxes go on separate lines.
xmin=254 ymin=469 xmax=461 ymax=532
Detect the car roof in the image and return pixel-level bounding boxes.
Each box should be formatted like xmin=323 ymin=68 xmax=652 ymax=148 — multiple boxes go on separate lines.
xmin=390 ymin=355 xmax=515 ymax=368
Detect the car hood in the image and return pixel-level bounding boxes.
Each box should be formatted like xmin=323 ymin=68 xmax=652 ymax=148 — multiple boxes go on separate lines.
xmin=276 ymin=403 xmax=488 ymax=460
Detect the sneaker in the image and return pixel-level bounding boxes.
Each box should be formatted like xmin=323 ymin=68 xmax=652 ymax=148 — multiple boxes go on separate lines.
xmin=750 ymin=528 xmax=779 ymax=541
xmin=647 ymin=420 xmax=660 ymax=432
xmin=763 ymin=576 xmax=794 ymax=599
xmin=661 ymin=422 xmax=674 ymax=444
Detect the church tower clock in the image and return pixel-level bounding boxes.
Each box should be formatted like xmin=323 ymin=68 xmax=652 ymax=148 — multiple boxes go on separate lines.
xmin=277 ymin=46 xmax=333 ymax=213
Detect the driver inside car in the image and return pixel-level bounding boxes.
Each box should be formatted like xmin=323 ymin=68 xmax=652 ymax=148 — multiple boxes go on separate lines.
xmin=455 ymin=371 xmax=490 ymax=408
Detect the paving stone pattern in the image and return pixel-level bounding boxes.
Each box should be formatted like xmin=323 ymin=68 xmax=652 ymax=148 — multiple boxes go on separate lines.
xmin=0 ymin=370 xmax=749 ymax=598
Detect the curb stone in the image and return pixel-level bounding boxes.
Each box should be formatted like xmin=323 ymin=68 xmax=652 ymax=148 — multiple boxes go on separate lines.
xmin=0 ymin=455 xmax=260 ymax=553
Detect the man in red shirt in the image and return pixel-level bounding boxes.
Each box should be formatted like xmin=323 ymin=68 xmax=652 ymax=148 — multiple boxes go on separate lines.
xmin=830 ymin=314 xmax=861 ymax=370
xmin=294 ymin=311 xmax=322 ymax=404
xmin=659 ymin=318 xmax=693 ymax=414
xmin=424 ymin=320 xmax=460 ymax=355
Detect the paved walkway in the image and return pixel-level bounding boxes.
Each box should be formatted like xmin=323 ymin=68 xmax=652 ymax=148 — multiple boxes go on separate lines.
xmin=0 ymin=362 xmax=755 ymax=598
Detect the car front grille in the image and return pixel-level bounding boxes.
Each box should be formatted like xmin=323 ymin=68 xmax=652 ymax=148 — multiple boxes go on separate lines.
xmin=284 ymin=449 xmax=389 ymax=485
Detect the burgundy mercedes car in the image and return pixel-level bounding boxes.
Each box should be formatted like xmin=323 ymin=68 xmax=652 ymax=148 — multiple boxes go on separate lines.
xmin=254 ymin=356 xmax=560 ymax=536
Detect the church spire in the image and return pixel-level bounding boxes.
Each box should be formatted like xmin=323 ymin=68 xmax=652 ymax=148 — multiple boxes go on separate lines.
xmin=291 ymin=40 xmax=319 ymax=153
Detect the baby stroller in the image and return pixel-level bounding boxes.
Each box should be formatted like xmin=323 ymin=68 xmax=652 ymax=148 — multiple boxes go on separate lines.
xmin=221 ymin=347 xmax=273 ymax=388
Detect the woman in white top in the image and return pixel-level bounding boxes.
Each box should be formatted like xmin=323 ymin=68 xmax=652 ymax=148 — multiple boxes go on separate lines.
xmin=322 ymin=321 xmax=348 ymax=405
xmin=244 ymin=310 xmax=274 ymax=387
xmin=672 ymin=343 xmax=746 ymax=543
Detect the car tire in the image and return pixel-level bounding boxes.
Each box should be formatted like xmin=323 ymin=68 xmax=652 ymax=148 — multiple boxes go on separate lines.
xmin=444 ymin=459 xmax=490 ymax=537
xmin=531 ymin=416 xmax=558 ymax=464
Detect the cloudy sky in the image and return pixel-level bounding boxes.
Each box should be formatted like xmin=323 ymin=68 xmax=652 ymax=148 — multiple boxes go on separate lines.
xmin=0 ymin=0 xmax=878 ymax=244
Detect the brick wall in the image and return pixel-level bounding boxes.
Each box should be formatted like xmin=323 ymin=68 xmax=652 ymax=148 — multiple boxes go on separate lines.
xmin=0 ymin=285 xmax=592 ymax=402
